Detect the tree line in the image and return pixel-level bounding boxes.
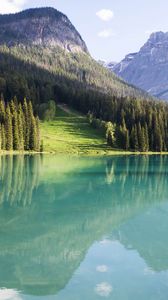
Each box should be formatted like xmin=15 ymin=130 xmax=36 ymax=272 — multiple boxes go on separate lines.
xmin=0 ymin=97 xmax=41 ymax=151
xmin=88 ymin=97 xmax=168 ymax=152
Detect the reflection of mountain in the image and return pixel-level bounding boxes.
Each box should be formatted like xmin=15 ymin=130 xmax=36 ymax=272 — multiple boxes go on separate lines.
xmin=0 ymin=155 xmax=168 ymax=295
xmin=112 ymin=202 xmax=168 ymax=272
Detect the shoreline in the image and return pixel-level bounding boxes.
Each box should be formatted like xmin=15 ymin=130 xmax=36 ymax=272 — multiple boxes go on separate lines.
xmin=1 ymin=150 xmax=168 ymax=156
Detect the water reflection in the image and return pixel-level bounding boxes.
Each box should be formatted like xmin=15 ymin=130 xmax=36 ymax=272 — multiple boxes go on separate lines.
xmin=0 ymin=155 xmax=168 ymax=297
xmin=0 ymin=155 xmax=41 ymax=206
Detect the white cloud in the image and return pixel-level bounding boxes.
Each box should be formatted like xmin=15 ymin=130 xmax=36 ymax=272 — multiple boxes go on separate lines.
xmin=0 ymin=0 xmax=27 ymax=14
xmin=96 ymin=265 xmax=108 ymax=273
xmin=98 ymin=29 xmax=116 ymax=38
xmin=96 ymin=9 xmax=114 ymax=22
xmin=95 ymin=282 xmax=113 ymax=297
xmin=0 ymin=288 xmax=22 ymax=300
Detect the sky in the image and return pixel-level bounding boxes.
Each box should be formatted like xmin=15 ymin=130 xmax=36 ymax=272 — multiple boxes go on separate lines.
xmin=1 ymin=0 xmax=168 ymax=62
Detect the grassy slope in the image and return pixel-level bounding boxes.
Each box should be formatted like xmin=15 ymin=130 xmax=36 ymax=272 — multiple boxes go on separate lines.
xmin=41 ymin=105 xmax=126 ymax=155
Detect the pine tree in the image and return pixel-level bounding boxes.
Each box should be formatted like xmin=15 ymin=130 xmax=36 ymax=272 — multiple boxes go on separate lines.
xmin=1 ymin=124 xmax=6 ymax=150
xmin=144 ymin=123 xmax=149 ymax=152
xmin=29 ymin=115 xmax=37 ymax=150
xmin=134 ymin=125 xmax=139 ymax=151
xmin=0 ymin=99 xmax=5 ymax=124
xmin=122 ymin=122 xmax=129 ymax=150
xmin=0 ymin=98 xmax=41 ymax=152
xmin=18 ymin=103 xmax=24 ymax=150
xmin=23 ymin=98 xmax=29 ymax=150
xmin=138 ymin=123 xmax=145 ymax=152
xmin=28 ymin=101 xmax=37 ymax=151
xmin=130 ymin=125 xmax=139 ymax=151
xmin=125 ymin=128 xmax=130 ymax=151
xmin=153 ymin=116 xmax=163 ymax=152
xmin=13 ymin=110 xmax=19 ymax=150
xmin=35 ymin=116 xmax=40 ymax=151
xmin=5 ymin=105 xmax=13 ymax=151
xmin=9 ymin=99 xmax=15 ymax=115
xmin=141 ymin=127 xmax=146 ymax=152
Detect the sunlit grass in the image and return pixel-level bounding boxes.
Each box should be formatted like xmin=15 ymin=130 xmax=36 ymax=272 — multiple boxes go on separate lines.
xmin=41 ymin=106 xmax=116 ymax=155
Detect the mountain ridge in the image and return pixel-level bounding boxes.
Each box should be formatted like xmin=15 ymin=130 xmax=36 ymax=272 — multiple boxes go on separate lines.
xmin=111 ymin=31 xmax=168 ymax=100
xmin=0 ymin=7 xmax=88 ymax=53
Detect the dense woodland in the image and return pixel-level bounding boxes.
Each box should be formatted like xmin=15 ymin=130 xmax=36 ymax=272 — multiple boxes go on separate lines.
xmin=0 ymin=97 xmax=41 ymax=151
xmin=0 ymin=44 xmax=167 ymax=152
xmin=88 ymin=97 xmax=168 ymax=152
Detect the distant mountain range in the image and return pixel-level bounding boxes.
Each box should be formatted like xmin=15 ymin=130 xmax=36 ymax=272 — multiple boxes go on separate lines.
xmin=107 ymin=32 xmax=168 ymax=100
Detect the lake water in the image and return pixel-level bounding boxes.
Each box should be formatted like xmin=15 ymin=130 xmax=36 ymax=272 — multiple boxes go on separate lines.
xmin=0 ymin=155 xmax=168 ymax=299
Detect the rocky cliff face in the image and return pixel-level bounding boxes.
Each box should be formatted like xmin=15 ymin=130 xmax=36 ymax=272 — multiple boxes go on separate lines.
xmin=0 ymin=7 xmax=88 ymax=53
xmin=112 ymin=32 xmax=168 ymax=100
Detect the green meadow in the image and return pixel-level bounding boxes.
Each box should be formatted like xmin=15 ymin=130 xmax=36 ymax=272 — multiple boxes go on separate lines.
xmin=41 ymin=105 xmax=124 ymax=155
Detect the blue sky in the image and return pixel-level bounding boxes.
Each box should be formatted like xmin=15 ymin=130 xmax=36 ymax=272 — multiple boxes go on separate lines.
xmin=1 ymin=0 xmax=168 ymax=61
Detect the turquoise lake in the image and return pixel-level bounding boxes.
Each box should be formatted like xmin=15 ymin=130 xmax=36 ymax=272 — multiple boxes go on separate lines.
xmin=0 ymin=155 xmax=168 ymax=299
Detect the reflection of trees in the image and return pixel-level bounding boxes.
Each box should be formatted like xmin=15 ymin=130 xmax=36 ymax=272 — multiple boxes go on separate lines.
xmin=105 ymin=155 xmax=168 ymax=207
xmin=0 ymin=155 xmax=41 ymax=206
xmin=0 ymin=155 xmax=168 ymax=295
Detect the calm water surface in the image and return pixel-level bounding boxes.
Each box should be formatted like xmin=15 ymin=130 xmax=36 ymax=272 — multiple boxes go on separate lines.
xmin=0 ymin=155 xmax=168 ymax=299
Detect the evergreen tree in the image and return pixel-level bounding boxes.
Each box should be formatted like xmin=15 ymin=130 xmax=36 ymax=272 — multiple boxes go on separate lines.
xmin=28 ymin=101 xmax=37 ymax=151
xmin=9 ymin=99 xmax=15 ymax=115
xmin=29 ymin=115 xmax=37 ymax=150
xmin=23 ymin=98 xmax=29 ymax=150
xmin=18 ymin=103 xmax=24 ymax=150
xmin=153 ymin=116 xmax=163 ymax=152
xmin=5 ymin=104 xmax=13 ymax=151
xmin=134 ymin=125 xmax=139 ymax=151
xmin=0 ymin=99 xmax=5 ymax=124
xmin=0 ymin=98 xmax=41 ymax=152
xmin=1 ymin=124 xmax=6 ymax=150
xmin=35 ymin=116 xmax=40 ymax=151
xmin=125 ymin=128 xmax=130 ymax=151
xmin=144 ymin=123 xmax=149 ymax=152
xmin=13 ymin=110 xmax=19 ymax=150
xmin=138 ymin=123 xmax=145 ymax=152
xmin=130 ymin=125 xmax=139 ymax=151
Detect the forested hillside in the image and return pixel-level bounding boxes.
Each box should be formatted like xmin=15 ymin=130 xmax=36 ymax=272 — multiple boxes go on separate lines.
xmin=0 ymin=7 xmax=167 ymax=152
xmin=0 ymin=44 xmax=149 ymax=107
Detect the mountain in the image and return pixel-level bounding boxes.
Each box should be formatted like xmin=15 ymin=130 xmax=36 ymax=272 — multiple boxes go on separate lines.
xmin=0 ymin=7 xmax=88 ymax=53
xmin=0 ymin=6 xmax=151 ymax=107
xmin=112 ymin=32 xmax=168 ymax=100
